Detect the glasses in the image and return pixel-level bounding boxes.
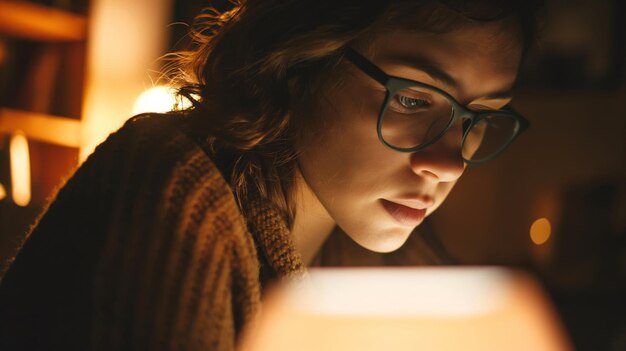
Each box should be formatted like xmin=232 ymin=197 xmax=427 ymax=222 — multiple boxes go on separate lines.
xmin=344 ymin=47 xmax=529 ymax=164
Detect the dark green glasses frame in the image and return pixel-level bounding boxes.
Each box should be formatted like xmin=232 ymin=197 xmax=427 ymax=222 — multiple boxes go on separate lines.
xmin=344 ymin=47 xmax=530 ymax=164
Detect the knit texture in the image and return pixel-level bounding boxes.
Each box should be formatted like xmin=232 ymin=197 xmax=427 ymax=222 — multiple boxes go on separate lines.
xmin=0 ymin=114 xmax=304 ymax=351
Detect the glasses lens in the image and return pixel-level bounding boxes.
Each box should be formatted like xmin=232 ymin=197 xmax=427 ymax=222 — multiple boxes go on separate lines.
xmin=380 ymin=86 xmax=453 ymax=149
xmin=462 ymin=112 xmax=519 ymax=162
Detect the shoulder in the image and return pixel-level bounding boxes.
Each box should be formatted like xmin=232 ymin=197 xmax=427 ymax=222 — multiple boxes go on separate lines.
xmin=16 ymin=112 xmax=254 ymax=267
xmin=82 ymin=112 xmax=229 ymax=199
xmin=90 ymin=112 xmax=256 ymax=263
xmin=93 ymin=112 xmax=200 ymax=162
xmin=94 ymin=112 xmax=246 ymax=237
xmin=32 ymin=112 xmax=255 ymax=271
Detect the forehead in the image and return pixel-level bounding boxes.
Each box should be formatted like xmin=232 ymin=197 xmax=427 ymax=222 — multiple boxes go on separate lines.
xmin=359 ymin=19 xmax=523 ymax=102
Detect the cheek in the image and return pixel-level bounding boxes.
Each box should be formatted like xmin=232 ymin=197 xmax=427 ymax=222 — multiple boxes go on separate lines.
xmin=298 ymin=86 xmax=397 ymax=193
xmin=299 ymin=95 xmax=396 ymax=212
xmin=298 ymin=119 xmax=376 ymax=196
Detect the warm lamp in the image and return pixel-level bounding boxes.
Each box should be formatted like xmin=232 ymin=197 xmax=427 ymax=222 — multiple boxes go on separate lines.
xmin=241 ymin=267 xmax=572 ymax=351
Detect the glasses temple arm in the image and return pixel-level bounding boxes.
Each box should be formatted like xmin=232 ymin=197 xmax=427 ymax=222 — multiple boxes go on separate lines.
xmin=344 ymin=47 xmax=389 ymax=86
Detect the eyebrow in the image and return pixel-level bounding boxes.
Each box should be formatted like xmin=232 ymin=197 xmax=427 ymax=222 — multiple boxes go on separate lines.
xmin=386 ymin=54 xmax=458 ymax=88
xmin=384 ymin=54 xmax=514 ymax=101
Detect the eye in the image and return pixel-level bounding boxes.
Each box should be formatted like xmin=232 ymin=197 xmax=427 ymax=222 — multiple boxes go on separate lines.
xmin=387 ymin=89 xmax=436 ymax=115
xmin=397 ymin=95 xmax=430 ymax=109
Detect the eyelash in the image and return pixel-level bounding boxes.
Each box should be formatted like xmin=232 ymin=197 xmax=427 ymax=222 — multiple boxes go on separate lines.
xmin=398 ymin=95 xmax=430 ymax=108
xmin=388 ymin=94 xmax=432 ymax=114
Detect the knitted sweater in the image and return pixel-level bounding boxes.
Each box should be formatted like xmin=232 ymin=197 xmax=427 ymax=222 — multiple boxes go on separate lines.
xmin=0 ymin=114 xmax=304 ymax=350
xmin=0 ymin=113 xmax=452 ymax=350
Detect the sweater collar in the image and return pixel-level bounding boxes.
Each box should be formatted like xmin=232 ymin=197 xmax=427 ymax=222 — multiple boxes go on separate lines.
xmin=241 ymin=192 xmax=306 ymax=282
xmin=180 ymin=121 xmax=306 ymax=282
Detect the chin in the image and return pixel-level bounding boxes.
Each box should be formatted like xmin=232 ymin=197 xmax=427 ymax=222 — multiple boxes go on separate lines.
xmin=352 ymin=227 xmax=412 ymax=253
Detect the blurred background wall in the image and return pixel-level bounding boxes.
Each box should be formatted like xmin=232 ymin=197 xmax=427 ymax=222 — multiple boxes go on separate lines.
xmin=0 ymin=0 xmax=176 ymax=275
xmin=0 ymin=0 xmax=624 ymax=349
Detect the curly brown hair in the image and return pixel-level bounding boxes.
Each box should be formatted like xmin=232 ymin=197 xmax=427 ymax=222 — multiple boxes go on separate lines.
xmin=170 ymin=0 xmax=541 ymax=226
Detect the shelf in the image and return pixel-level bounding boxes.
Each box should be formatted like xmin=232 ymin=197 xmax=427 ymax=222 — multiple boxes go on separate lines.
xmin=0 ymin=1 xmax=87 ymax=41
xmin=0 ymin=108 xmax=80 ymax=147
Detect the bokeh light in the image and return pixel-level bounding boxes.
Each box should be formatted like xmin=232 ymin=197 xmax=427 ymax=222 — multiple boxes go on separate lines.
xmin=0 ymin=183 xmax=6 ymax=201
xmin=132 ymin=85 xmax=181 ymax=115
xmin=10 ymin=131 xmax=31 ymax=207
xmin=530 ymin=218 xmax=552 ymax=245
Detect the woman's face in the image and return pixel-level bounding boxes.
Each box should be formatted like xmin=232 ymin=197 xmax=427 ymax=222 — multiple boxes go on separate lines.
xmin=297 ymin=19 xmax=523 ymax=252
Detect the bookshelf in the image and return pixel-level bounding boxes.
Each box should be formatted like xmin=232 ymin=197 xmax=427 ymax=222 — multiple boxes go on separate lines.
xmin=0 ymin=0 xmax=89 ymax=277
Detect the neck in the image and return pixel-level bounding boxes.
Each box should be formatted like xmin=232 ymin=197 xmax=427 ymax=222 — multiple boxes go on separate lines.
xmin=291 ymin=169 xmax=336 ymax=266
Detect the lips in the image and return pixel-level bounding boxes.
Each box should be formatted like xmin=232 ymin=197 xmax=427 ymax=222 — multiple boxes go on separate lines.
xmin=380 ymin=199 xmax=427 ymax=227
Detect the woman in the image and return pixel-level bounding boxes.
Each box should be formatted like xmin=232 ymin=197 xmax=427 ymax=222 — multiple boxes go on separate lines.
xmin=0 ymin=0 xmax=539 ymax=350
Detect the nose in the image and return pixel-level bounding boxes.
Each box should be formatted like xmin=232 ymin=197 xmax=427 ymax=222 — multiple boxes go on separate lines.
xmin=409 ymin=131 xmax=465 ymax=183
